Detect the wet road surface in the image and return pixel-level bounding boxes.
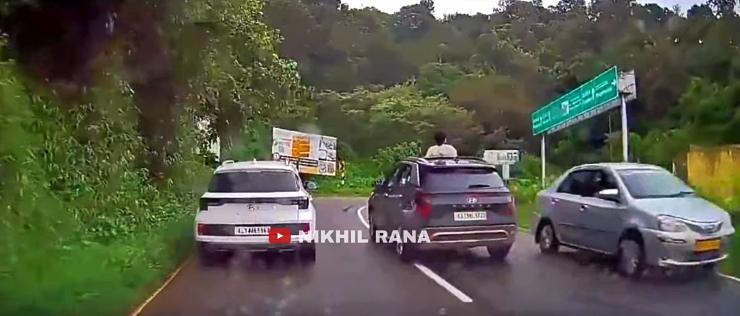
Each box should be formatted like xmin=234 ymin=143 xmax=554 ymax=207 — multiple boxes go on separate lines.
xmin=140 ymin=198 xmax=740 ymax=316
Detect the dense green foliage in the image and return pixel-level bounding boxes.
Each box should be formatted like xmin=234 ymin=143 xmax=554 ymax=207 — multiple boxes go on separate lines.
xmin=0 ymin=0 xmax=303 ymax=314
xmin=1 ymin=1 xmax=740 ymax=312
xmin=264 ymin=0 xmax=740 ymax=166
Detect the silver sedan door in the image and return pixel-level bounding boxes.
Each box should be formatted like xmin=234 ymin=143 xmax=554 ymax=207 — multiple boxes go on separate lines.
xmin=548 ymin=170 xmax=595 ymax=246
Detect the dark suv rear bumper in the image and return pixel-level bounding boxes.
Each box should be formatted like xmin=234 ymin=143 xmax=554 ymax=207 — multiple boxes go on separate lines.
xmin=417 ymin=224 xmax=517 ymax=250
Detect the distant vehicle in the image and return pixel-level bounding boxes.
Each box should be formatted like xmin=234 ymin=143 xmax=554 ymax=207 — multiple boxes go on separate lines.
xmin=534 ymin=163 xmax=735 ymax=278
xmin=368 ymin=157 xmax=517 ymax=262
xmin=195 ymin=160 xmax=318 ymax=264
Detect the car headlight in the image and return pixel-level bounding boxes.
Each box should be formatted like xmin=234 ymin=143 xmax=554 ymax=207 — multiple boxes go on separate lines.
xmin=657 ymin=215 xmax=688 ymax=232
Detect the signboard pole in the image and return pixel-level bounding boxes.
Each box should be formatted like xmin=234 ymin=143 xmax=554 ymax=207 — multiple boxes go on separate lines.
xmin=620 ymin=94 xmax=629 ymax=162
xmin=541 ymin=135 xmax=546 ymax=188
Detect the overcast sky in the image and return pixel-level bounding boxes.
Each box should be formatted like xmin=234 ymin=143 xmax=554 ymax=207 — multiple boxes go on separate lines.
xmin=343 ymin=0 xmax=709 ymax=17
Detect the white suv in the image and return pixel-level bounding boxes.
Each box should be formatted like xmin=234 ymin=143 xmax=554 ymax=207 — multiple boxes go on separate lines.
xmin=195 ymin=160 xmax=317 ymax=263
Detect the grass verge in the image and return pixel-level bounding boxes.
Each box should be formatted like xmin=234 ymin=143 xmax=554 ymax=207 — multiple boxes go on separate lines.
xmin=0 ymin=216 xmax=194 ymax=316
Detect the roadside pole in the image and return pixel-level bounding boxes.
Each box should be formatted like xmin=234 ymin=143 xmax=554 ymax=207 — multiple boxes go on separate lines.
xmin=620 ymin=94 xmax=629 ymax=162
xmin=541 ymin=135 xmax=546 ymax=188
xmin=502 ymin=164 xmax=510 ymax=185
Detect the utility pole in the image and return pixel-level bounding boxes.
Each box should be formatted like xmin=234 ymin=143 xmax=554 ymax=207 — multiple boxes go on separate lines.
xmin=541 ymin=135 xmax=546 ymax=188
xmin=620 ymin=94 xmax=629 ymax=162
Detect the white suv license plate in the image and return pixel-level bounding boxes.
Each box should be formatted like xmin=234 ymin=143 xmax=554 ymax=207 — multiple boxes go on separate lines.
xmin=454 ymin=211 xmax=487 ymax=221
xmin=234 ymin=226 xmax=269 ymax=236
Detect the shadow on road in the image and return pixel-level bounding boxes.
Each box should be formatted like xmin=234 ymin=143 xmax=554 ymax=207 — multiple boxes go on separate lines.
xmin=550 ymin=249 xmax=724 ymax=285
xmin=199 ymin=251 xmax=316 ymax=272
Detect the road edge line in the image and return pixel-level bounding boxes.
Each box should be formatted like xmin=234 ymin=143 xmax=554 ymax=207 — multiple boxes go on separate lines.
xmin=719 ymin=273 xmax=740 ymax=283
xmin=356 ymin=206 xmax=369 ymax=229
xmin=413 ymin=263 xmax=474 ymax=303
xmin=129 ymin=256 xmax=191 ymax=316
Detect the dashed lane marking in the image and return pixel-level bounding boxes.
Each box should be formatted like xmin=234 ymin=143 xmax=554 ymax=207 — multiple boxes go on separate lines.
xmin=355 ymin=205 xmax=473 ymax=303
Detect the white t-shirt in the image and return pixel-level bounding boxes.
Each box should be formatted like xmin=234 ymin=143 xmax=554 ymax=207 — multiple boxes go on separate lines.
xmin=425 ymin=144 xmax=458 ymax=158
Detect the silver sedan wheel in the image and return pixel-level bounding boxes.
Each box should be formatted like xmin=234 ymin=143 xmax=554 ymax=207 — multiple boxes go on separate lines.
xmin=540 ymin=225 xmax=554 ymax=249
xmin=618 ymin=239 xmax=643 ymax=278
xmin=538 ymin=224 xmax=558 ymax=253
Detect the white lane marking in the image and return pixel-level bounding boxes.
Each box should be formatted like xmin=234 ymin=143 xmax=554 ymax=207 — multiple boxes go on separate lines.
xmin=130 ymin=257 xmax=191 ymax=316
xmin=414 ymin=263 xmax=474 ymax=303
xmin=354 ymin=206 xmax=473 ymax=303
xmin=357 ymin=206 xmax=369 ymax=229
xmin=719 ymin=273 xmax=740 ymax=283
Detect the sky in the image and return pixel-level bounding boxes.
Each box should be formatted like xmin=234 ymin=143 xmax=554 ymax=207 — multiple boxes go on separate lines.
xmin=343 ymin=0 xmax=707 ymax=17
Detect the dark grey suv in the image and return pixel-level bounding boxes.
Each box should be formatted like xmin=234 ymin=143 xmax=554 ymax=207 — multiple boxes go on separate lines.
xmin=368 ymin=157 xmax=517 ymax=261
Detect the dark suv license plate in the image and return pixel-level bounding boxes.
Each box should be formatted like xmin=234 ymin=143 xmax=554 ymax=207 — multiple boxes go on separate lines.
xmin=453 ymin=211 xmax=487 ymax=221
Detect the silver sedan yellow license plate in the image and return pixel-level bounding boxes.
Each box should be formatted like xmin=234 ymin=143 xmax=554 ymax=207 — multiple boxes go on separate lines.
xmin=454 ymin=211 xmax=487 ymax=221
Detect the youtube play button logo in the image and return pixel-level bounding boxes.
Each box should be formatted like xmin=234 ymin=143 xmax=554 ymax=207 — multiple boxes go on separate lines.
xmin=269 ymin=227 xmax=291 ymax=244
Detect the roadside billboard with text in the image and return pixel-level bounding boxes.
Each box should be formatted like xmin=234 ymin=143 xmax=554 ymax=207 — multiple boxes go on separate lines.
xmin=272 ymin=128 xmax=338 ymax=176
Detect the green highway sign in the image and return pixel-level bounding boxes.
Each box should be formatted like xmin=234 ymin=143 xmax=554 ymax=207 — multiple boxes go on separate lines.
xmin=531 ymin=67 xmax=619 ymax=135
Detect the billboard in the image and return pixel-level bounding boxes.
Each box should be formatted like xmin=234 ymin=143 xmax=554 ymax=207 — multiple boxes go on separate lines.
xmin=483 ymin=150 xmax=520 ymax=165
xmin=271 ymin=128 xmax=337 ymax=176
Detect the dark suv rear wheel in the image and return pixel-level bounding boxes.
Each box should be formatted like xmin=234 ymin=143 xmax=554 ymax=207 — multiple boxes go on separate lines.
xmin=369 ymin=212 xmax=379 ymax=244
xmin=395 ymin=225 xmax=416 ymax=262
xmin=486 ymin=245 xmax=511 ymax=261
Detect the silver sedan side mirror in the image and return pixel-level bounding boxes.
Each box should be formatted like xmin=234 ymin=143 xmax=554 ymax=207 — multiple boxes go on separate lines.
xmin=597 ymin=188 xmax=619 ymax=202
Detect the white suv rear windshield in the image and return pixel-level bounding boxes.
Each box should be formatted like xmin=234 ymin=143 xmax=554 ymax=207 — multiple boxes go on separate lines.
xmin=208 ymin=170 xmax=299 ymax=193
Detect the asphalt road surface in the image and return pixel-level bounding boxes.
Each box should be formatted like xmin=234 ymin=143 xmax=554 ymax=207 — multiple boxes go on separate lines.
xmin=140 ymin=198 xmax=740 ymax=316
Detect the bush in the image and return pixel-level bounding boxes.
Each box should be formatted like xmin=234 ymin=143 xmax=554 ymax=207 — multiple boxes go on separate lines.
xmin=313 ymin=142 xmax=423 ymax=197
xmin=371 ymin=141 xmax=422 ymax=176
xmin=0 ymin=56 xmax=209 ymax=315
xmin=314 ymin=160 xmax=379 ymax=196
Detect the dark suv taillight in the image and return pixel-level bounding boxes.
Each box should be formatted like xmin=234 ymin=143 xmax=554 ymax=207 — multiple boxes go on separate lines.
xmin=501 ymin=197 xmax=516 ymax=216
xmin=415 ymin=191 xmax=432 ymax=219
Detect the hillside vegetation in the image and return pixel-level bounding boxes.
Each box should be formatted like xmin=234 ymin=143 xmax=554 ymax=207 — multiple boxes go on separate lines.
xmin=0 ymin=0 xmax=739 ymax=313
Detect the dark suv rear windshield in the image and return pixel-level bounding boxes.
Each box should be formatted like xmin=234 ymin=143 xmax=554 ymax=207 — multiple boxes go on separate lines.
xmin=208 ymin=170 xmax=299 ymax=193
xmin=422 ymin=167 xmax=504 ymax=192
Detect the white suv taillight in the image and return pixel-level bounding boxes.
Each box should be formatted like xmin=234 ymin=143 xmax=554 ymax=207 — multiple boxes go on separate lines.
xmin=297 ymin=198 xmax=309 ymax=209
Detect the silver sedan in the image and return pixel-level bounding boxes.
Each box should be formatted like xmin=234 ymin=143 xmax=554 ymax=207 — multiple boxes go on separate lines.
xmin=533 ymin=163 xmax=735 ymax=278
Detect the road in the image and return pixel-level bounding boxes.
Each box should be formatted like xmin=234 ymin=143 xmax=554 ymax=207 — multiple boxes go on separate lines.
xmin=139 ymin=198 xmax=740 ymax=316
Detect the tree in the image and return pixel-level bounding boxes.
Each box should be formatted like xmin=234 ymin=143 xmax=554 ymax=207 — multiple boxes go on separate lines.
xmin=392 ymin=1 xmax=436 ymax=41
xmin=416 ymin=62 xmax=465 ymax=97
xmin=555 ymin=0 xmax=586 ymax=14
xmin=187 ymin=0 xmax=305 ymax=159
xmin=420 ymin=0 xmax=435 ymax=13
xmin=708 ymin=0 xmax=738 ymax=17
xmin=688 ymin=4 xmax=716 ymax=19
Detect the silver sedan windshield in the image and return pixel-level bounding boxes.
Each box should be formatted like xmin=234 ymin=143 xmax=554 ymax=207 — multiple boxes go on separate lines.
xmin=617 ymin=169 xmax=693 ymax=199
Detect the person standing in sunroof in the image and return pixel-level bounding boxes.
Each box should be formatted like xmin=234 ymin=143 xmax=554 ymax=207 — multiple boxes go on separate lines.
xmin=425 ymin=131 xmax=458 ymax=158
